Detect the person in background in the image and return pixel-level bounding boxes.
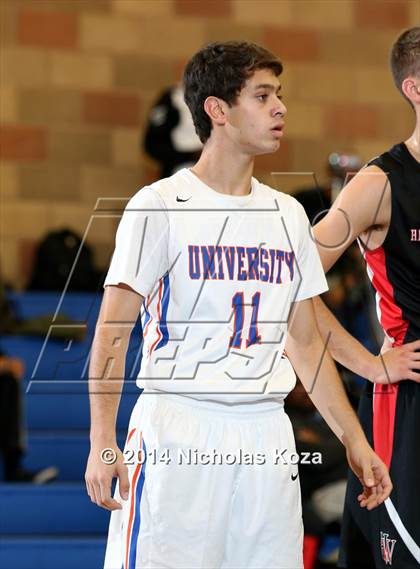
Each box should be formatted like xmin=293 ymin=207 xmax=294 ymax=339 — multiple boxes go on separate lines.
xmin=0 ymin=277 xmax=58 ymax=483
xmin=314 ymin=27 xmax=420 ymax=569
xmin=143 ymin=84 xmax=202 ymax=178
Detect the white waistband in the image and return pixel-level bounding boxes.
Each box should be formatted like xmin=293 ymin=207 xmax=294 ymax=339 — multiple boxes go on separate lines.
xmin=140 ymin=391 xmax=285 ymax=415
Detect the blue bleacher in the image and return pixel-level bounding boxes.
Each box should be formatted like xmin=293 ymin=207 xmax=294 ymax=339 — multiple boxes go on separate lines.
xmin=23 ymin=431 xmax=126 ymax=480
xmin=0 ymin=537 xmax=107 ymax=569
xmin=0 ymin=484 xmax=109 ymax=535
xmin=25 ymin=392 xmax=134 ymax=430
xmin=0 ymin=292 xmax=142 ymax=568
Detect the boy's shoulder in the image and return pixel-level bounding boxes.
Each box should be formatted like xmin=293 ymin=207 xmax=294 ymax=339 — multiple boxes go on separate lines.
xmin=148 ymin=170 xmax=187 ymax=199
xmin=127 ymin=170 xmax=187 ymax=209
xmin=254 ymin=178 xmax=304 ymax=214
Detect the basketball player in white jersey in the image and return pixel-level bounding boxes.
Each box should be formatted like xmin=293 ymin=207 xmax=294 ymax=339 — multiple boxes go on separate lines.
xmin=85 ymin=42 xmax=392 ymax=569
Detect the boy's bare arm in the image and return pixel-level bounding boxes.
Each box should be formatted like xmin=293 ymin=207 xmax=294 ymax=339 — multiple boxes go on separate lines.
xmin=286 ymin=298 xmax=392 ymax=510
xmin=313 ymin=296 xmax=420 ymax=383
xmin=314 ymin=165 xmax=390 ymax=271
xmin=86 ymin=284 xmax=143 ymax=511
xmin=313 ymin=167 xmax=420 ymax=382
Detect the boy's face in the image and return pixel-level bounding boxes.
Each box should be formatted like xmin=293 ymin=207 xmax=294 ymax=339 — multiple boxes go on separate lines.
xmin=223 ymin=68 xmax=287 ymax=156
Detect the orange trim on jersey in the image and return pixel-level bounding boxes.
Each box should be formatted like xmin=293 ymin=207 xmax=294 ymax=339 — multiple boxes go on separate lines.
xmin=127 ymin=428 xmax=136 ymax=445
xmin=125 ymin=431 xmax=143 ymax=569
xmin=149 ymin=279 xmax=164 ymax=355
xmin=142 ymin=295 xmax=152 ymax=340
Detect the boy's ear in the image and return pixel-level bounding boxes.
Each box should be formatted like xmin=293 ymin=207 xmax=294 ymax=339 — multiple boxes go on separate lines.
xmin=204 ymin=96 xmax=226 ymax=126
xmin=401 ymin=76 xmax=420 ymax=104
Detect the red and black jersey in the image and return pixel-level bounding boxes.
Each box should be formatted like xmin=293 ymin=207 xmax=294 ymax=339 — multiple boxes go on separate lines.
xmin=339 ymin=144 xmax=420 ymax=568
xmin=362 ymin=142 xmax=420 ymax=346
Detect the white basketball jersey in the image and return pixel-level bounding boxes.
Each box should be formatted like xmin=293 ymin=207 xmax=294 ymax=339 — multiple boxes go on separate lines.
xmin=105 ymin=168 xmax=328 ymax=403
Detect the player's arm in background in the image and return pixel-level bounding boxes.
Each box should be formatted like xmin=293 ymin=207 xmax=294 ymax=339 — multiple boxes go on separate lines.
xmin=313 ymin=166 xmax=420 ymax=383
xmin=85 ymin=284 xmax=142 ymax=511
xmin=285 ymin=297 xmax=392 ymax=510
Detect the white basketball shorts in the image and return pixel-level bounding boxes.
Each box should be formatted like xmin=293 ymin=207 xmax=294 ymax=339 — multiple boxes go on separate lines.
xmin=104 ymin=393 xmax=303 ymax=569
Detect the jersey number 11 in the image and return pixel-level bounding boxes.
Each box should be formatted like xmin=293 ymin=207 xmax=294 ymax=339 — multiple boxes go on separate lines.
xmin=230 ymin=292 xmax=262 ymax=349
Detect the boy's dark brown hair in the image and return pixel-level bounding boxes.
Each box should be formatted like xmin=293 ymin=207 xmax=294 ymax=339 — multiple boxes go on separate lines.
xmin=183 ymin=41 xmax=283 ymax=143
xmin=390 ymin=27 xmax=420 ymax=104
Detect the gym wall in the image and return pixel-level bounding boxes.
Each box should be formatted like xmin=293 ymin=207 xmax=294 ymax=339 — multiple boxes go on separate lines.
xmin=1 ymin=0 xmax=418 ymax=287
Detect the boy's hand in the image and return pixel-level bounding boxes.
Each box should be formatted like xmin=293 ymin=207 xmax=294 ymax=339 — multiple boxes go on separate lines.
xmin=344 ymin=438 xmax=392 ymax=510
xmin=85 ymin=443 xmax=130 ymax=511
xmin=372 ymin=339 xmax=420 ymax=384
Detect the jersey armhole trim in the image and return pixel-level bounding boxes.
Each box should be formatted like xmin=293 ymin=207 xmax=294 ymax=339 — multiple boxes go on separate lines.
xmin=357 ymin=161 xmax=393 ymax=254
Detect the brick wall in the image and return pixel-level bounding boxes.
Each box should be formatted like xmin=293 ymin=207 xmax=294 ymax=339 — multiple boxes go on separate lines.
xmin=1 ymin=0 xmax=418 ymax=287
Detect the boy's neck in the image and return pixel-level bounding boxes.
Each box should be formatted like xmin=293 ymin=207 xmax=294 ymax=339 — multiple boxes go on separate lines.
xmin=191 ymin=140 xmax=255 ymax=197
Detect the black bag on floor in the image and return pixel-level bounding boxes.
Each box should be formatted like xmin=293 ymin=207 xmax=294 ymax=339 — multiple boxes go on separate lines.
xmin=27 ymin=228 xmax=100 ymax=292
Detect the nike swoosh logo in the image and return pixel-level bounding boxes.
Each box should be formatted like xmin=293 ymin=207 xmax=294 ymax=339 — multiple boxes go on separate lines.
xmin=176 ymin=196 xmax=191 ymax=202
xmin=291 ymin=473 xmax=299 ymax=481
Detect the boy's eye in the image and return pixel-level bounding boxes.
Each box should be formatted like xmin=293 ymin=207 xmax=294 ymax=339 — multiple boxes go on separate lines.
xmin=256 ymin=93 xmax=282 ymax=102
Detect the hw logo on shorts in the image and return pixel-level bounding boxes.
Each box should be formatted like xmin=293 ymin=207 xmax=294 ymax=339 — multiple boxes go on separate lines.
xmin=380 ymin=531 xmax=397 ymax=565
